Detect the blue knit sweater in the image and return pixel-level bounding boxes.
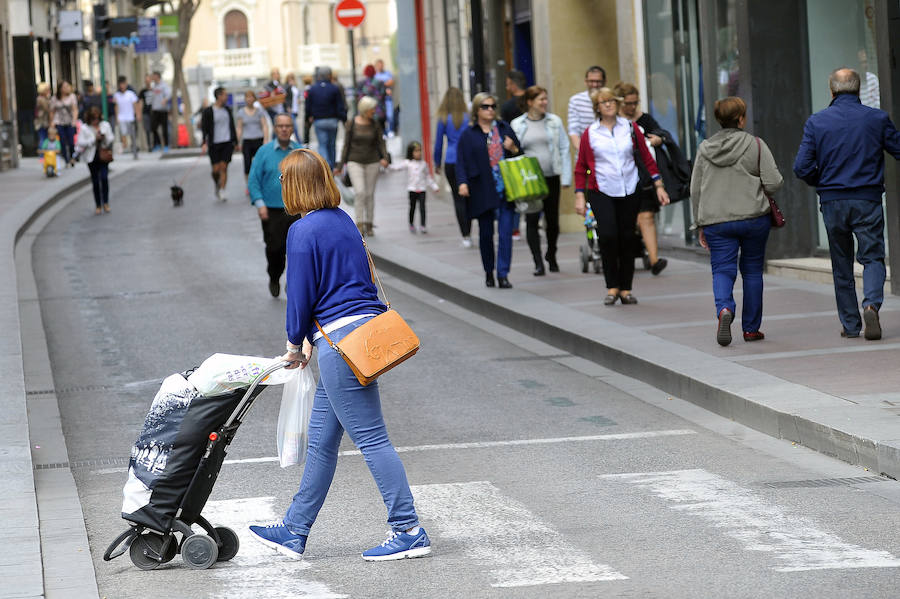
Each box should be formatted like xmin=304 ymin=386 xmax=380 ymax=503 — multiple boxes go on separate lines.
xmin=285 ymin=208 xmax=386 ymax=345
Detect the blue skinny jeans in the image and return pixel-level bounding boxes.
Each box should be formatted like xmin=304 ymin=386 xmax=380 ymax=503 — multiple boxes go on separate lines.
xmin=283 ymin=317 xmax=419 ymax=536
xmin=313 ymin=118 xmax=339 ymax=169
xmin=703 ymin=214 xmax=771 ymax=333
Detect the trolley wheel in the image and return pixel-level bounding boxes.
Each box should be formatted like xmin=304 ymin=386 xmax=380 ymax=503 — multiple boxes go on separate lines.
xmin=182 ymin=534 xmax=219 ymax=569
xmin=129 ymin=532 xmax=176 ymax=570
xmin=594 ymin=259 xmax=602 ymax=274
xmin=214 ymin=526 xmax=240 ymax=562
xmin=580 ymin=245 xmax=589 ymax=273
xmin=642 ymin=250 xmax=651 ymax=270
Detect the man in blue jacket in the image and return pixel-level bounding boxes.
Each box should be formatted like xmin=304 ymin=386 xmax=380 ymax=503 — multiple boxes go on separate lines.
xmin=794 ymin=68 xmax=900 ymax=341
xmin=248 ymin=113 xmax=302 ymax=297
xmin=305 ymin=66 xmax=347 ymax=169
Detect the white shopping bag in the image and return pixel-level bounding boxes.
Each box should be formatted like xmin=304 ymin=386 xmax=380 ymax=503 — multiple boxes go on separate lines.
xmin=276 ymin=366 xmax=316 ymax=467
xmin=335 ymin=177 xmax=355 ymax=206
xmin=187 ymin=354 xmax=295 ymax=397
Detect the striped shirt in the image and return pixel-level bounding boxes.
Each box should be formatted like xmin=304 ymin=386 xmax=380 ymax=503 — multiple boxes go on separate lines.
xmin=567 ymin=90 xmax=595 ymax=137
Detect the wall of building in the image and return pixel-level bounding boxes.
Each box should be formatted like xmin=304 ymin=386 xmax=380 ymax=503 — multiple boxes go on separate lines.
xmin=532 ymin=0 xmax=620 ymax=231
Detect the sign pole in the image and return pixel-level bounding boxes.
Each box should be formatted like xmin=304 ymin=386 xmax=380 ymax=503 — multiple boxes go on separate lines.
xmin=348 ymin=28 xmax=357 ymax=92
xmin=99 ymin=44 xmax=108 ymax=121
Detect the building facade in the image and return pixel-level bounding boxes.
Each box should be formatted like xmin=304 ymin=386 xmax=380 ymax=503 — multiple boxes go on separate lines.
xmin=400 ymin=0 xmax=900 ymax=293
xmin=180 ymin=0 xmax=397 ymax=105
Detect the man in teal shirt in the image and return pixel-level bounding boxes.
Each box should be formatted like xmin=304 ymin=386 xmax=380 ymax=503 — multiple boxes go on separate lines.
xmin=248 ymin=113 xmax=302 ymax=297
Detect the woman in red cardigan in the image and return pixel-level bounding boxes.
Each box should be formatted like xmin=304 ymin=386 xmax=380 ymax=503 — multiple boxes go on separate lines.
xmin=574 ymin=88 xmax=670 ymax=305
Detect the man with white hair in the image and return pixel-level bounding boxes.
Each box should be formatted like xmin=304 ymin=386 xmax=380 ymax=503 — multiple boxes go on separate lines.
xmin=794 ymin=67 xmax=900 ymax=341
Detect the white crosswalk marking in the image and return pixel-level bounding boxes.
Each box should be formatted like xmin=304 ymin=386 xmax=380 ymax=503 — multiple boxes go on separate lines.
xmin=411 ymin=481 xmax=628 ymax=587
xmin=203 ymin=497 xmax=347 ymax=598
xmin=601 ymin=469 xmax=900 ymax=572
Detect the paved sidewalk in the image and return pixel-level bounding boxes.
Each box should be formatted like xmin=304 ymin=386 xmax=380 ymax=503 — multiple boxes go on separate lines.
xmin=365 ymin=169 xmax=900 ymax=478
xmin=2 ymin=157 xmax=142 ymax=599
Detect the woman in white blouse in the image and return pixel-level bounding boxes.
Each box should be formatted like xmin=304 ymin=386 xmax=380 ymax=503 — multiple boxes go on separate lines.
xmin=573 ymin=88 xmax=669 ymax=305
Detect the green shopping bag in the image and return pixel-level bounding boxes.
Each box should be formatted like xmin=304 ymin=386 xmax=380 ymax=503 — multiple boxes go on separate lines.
xmin=499 ymin=155 xmax=549 ymax=202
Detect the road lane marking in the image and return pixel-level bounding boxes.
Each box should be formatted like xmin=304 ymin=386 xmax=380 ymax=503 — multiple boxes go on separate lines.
xmin=601 ymin=469 xmax=900 ymax=572
xmin=90 ymin=430 xmax=697 ymax=474
xmin=203 ymin=497 xmax=347 ymax=598
xmin=411 ymin=481 xmax=628 ymax=587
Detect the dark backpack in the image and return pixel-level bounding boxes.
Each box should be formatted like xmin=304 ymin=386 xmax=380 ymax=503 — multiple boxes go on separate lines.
xmin=652 ymin=129 xmax=692 ymax=203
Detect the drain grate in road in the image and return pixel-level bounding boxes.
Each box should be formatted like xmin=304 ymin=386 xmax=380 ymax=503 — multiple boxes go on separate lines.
xmin=55 ymin=384 xmax=118 ymax=395
xmin=35 ymin=457 xmax=129 ymax=471
xmin=26 ymin=389 xmax=56 ymax=396
xmin=763 ymin=476 xmax=888 ymax=489
xmin=493 ymin=354 xmax=570 ymax=362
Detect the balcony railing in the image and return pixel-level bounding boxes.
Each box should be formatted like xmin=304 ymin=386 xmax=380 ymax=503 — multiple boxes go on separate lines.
xmin=298 ymin=44 xmax=346 ymax=71
xmin=197 ymin=47 xmax=268 ymax=80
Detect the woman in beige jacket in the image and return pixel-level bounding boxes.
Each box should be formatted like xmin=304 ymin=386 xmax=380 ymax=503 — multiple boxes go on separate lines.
xmin=691 ymin=97 xmax=783 ymax=346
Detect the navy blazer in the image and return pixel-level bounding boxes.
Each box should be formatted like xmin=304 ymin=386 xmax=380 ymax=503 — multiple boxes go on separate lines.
xmin=455 ymin=120 xmax=521 ymax=218
xmin=794 ymin=94 xmax=900 ymax=203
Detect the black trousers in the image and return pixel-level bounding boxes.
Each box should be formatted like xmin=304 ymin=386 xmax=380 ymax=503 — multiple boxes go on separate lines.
xmin=526 ymin=175 xmax=561 ymax=265
xmin=150 ymin=110 xmax=169 ymax=147
xmin=444 ymin=163 xmax=471 ymax=237
xmin=408 ymin=191 xmax=426 ymax=226
xmin=587 ymin=190 xmax=641 ymax=290
xmin=261 ymin=208 xmax=300 ymax=282
xmin=242 ymin=138 xmax=264 ymax=175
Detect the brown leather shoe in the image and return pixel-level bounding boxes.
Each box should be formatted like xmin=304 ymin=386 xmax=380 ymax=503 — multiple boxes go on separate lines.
xmin=743 ymin=331 xmax=765 ymax=342
xmin=717 ymin=308 xmax=733 ymax=346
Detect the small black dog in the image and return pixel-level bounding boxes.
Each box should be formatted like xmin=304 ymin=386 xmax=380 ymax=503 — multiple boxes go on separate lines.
xmin=170 ymin=185 xmax=184 ymax=207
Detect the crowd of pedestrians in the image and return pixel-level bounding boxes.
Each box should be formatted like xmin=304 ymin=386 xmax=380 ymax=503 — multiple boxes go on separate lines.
xmin=422 ymin=63 xmax=898 ymax=347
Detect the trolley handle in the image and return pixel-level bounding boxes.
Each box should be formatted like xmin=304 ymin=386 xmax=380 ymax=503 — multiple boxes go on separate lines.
xmin=223 ymin=360 xmax=291 ymax=428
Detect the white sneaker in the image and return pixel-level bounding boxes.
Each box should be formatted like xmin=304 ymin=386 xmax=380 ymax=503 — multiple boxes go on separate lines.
xmin=461 ymin=237 xmax=472 ymax=248
xmin=217 ymin=189 xmax=226 ymax=202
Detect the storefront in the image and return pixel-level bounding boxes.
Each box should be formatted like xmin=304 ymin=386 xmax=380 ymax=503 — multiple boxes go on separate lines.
xmin=641 ymin=0 xmax=899 ymax=292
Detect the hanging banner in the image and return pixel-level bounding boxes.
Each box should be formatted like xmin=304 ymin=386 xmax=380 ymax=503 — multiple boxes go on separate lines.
xmin=108 ymin=17 xmax=139 ymax=48
xmin=135 ymin=17 xmax=158 ymax=54
xmin=158 ymin=14 xmax=179 ymax=38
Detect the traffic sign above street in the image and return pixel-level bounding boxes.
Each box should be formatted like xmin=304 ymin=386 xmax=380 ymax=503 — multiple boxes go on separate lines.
xmin=335 ymin=0 xmax=366 ymax=29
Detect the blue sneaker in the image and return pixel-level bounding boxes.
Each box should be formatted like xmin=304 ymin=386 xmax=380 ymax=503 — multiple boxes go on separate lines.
xmin=162 ymin=146 xmax=170 ymax=153
xmin=362 ymin=528 xmax=431 ymax=561
xmin=248 ymin=522 xmax=307 ymax=559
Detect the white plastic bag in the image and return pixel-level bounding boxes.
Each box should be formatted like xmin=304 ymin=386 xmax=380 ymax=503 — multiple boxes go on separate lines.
xmin=276 ymin=366 xmax=316 ymax=467
xmin=187 ymin=354 xmax=295 ymax=397
xmin=335 ymin=177 xmax=355 ymax=206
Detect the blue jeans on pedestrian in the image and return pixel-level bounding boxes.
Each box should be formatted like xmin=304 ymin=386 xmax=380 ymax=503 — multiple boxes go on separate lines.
xmin=313 ymin=118 xmax=339 ymax=169
xmin=57 ymin=124 xmax=76 ymax=164
xmin=703 ymin=214 xmax=771 ymax=333
xmin=476 ymin=201 xmax=516 ymax=278
xmin=820 ymin=199 xmax=886 ymax=335
xmin=87 ymin=159 xmax=109 ymax=208
xmin=283 ymin=317 xmax=420 ymax=536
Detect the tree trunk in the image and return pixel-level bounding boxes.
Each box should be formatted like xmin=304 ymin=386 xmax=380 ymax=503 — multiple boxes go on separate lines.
xmin=166 ymin=0 xmax=198 ymax=146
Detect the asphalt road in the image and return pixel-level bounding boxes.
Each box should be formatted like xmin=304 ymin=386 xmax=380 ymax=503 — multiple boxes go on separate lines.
xmin=30 ymin=159 xmax=900 ymax=598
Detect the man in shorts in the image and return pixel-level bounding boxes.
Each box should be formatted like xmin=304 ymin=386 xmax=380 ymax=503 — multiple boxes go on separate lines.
xmin=112 ymin=76 xmax=140 ymax=159
xmin=200 ymin=87 xmax=237 ymax=202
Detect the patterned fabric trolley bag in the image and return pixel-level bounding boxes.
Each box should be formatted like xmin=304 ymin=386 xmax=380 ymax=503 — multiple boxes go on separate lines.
xmin=499 ymin=155 xmax=549 ymax=203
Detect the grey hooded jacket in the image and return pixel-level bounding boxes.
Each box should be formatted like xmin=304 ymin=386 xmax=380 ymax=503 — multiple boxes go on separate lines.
xmin=690 ymin=128 xmax=783 ymax=228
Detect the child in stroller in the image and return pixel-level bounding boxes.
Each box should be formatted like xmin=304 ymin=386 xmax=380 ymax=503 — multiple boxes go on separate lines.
xmin=579 ymin=206 xmax=652 ymax=274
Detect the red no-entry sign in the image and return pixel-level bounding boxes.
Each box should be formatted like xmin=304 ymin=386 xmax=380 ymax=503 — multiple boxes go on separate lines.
xmin=335 ymin=0 xmax=366 ymax=29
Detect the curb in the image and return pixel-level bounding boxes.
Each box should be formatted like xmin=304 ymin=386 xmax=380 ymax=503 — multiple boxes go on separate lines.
xmin=366 ymin=240 xmax=900 ymax=480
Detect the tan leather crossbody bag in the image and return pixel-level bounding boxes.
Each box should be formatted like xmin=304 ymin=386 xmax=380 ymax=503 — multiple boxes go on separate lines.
xmin=315 ymin=240 xmax=419 ymax=386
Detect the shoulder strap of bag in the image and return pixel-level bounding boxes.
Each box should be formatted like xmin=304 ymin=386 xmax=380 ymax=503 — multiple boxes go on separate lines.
xmin=313 ymin=235 xmax=389 ymax=350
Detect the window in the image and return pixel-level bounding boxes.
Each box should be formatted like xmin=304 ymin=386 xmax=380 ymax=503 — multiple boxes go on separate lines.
xmin=224 ymin=10 xmax=249 ymax=49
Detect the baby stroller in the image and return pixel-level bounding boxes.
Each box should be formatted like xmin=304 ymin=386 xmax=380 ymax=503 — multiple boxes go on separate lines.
xmin=579 ymin=207 xmax=652 ymax=274
xmin=103 ymin=357 xmax=288 ymax=570
xmin=579 ymin=206 xmax=602 ymax=274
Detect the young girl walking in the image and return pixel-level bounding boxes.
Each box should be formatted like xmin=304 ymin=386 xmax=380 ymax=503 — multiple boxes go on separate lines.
xmin=394 ymin=141 xmax=439 ymax=233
